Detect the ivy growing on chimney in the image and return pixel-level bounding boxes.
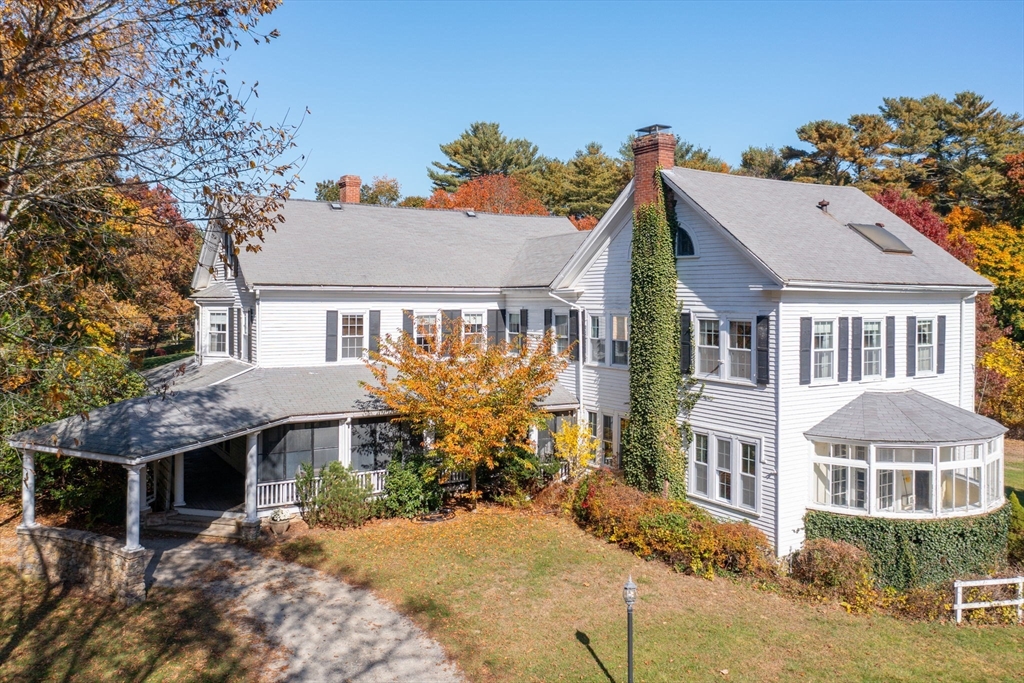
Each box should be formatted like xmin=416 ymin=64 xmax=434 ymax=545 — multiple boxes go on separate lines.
xmin=622 ymin=169 xmax=687 ymax=497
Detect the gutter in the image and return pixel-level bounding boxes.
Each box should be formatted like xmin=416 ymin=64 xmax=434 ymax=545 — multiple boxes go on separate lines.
xmin=547 ymin=291 xmax=585 ymax=415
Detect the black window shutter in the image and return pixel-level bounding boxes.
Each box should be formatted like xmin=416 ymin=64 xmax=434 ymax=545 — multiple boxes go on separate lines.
xmin=487 ymin=309 xmax=499 ymax=346
xmin=756 ymin=315 xmax=769 ymax=385
xmin=228 ymin=307 xmax=236 ymax=357
xmin=580 ymin=309 xmax=587 ymax=363
xmin=680 ymin=312 xmax=693 ymax=375
xmin=369 ymin=310 xmax=381 ymax=353
xmin=496 ymin=308 xmax=506 ymax=343
xmin=246 ymin=309 xmax=254 ymax=362
xmin=937 ymin=315 xmax=946 ymax=374
xmin=838 ymin=317 xmax=849 ymax=382
xmin=906 ymin=316 xmax=917 ymax=377
xmin=569 ymin=309 xmax=580 ymax=361
xmin=325 ymin=310 xmax=338 ymax=362
xmin=442 ymin=310 xmax=461 ymax=342
xmin=520 ymin=308 xmax=529 ymax=347
xmin=799 ymin=317 xmax=812 ymax=385
xmin=544 ymin=308 xmax=553 ymax=331
xmin=885 ymin=316 xmax=896 ymax=378
xmin=402 ymin=309 xmax=414 ymax=338
xmin=851 ymin=317 xmax=863 ymax=382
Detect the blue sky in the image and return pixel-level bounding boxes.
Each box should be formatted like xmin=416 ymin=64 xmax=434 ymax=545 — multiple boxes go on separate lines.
xmin=226 ymin=0 xmax=1024 ymax=199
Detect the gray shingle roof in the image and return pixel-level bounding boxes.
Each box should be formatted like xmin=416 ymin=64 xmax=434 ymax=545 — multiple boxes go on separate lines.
xmin=141 ymin=357 xmax=249 ymax=392
xmin=661 ymin=168 xmax=993 ymax=289
xmin=189 ymin=281 xmax=234 ymax=300
xmin=804 ymin=390 xmax=1005 ymax=444
xmin=235 ymin=201 xmax=583 ymax=288
xmin=11 ymin=363 xmax=578 ymax=460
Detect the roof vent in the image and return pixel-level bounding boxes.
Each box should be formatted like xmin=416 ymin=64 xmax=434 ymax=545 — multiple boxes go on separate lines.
xmin=636 ymin=124 xmax=672 ymax=136
xmin=848 ymin=223 xmax=913 ymax=254
xmin=465 ymin=210 xmax=476 ymax=217
xmin=817 ymin=199 xmax=830 ymax=212
xmin=329 ymin=202 xmax=343 ymax=210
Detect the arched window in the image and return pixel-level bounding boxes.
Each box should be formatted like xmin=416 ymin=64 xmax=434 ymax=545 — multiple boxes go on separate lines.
xmin=675 ymin=227 xmax=695 ymax=257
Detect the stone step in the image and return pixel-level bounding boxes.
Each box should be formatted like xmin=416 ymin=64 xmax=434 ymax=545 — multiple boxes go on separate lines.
xmin=150 ymin=514 xmax=252 ymax=541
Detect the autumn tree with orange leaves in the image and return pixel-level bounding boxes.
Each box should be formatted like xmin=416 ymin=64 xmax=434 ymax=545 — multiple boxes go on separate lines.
xmin=424 ymin=175 xmax=549 ymax=215
xmin=363 ymin=317 xmax=569 ymax=500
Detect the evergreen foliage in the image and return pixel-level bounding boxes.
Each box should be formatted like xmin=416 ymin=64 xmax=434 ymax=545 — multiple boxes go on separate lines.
xmin=295 ymin=461 xmax=372 ymax=529
xmin=1009 ymin=492 xmax=1024 ymax=565
xmin=804 ymin=507 xmax=1011 ymax=590
xmin=428 ymin=122 xmax=540 ymax=192
xmin=622 ymin=170 xmax=684 ymax=496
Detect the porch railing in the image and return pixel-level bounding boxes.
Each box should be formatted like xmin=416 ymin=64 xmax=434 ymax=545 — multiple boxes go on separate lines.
xmin=255 ymin=461 xmax=569 ymax=509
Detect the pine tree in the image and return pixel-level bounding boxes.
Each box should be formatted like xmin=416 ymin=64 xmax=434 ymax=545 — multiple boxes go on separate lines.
xmin=428 ymin=122 xmax=541 ymax=192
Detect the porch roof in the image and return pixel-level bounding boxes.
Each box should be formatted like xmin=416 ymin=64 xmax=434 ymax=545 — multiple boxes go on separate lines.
xmin=804 ymin=390 xmax=1006 ymax=445
xmin=9 ymin=361 xmax=579 ymax=463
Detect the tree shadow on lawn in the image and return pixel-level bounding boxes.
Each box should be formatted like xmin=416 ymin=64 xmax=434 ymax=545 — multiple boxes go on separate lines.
xmin=576 ymin=630 xmax=616 ymax=683
xmin=0 ymin=565 xmax=257 ymax=682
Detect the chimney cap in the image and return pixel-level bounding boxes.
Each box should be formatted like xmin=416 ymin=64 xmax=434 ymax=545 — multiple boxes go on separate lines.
xmin=636 ymin=124 xmax=673 ymax=136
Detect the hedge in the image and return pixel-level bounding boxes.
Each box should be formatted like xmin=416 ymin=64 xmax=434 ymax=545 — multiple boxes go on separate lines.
xmin=804 ymin=506 xmax=1010 ymax=590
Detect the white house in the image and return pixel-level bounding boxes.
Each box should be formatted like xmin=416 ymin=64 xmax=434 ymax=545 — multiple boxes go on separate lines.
xmin=10 ymin=128 xmax=1006 ymax=557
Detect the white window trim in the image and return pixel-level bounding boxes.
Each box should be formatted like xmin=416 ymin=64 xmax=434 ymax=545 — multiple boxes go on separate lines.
xmin=461 ymin=310 xmax=486 ymax=348
xmin=585 ymin=311 xmax=606 ymax=367
xmin=414 ymin=310 xmax=440 ymax=350
xmin=326 ymin=309 xmax=369 ymax=363
xmin=860 ymin=318 xmax=885 ymax=382
xmin=206 ymin=307 xmax=229 ymax=357
xmin=811 ymin=317 xmax=838 ymax=385
xmin=586 ymin=409 xmax=624 ymax=468
xmin=505 ymin=310 xmax=523 ymax=347
xmin=688 ymin=428 xmax=763 ymax=516
xmin=694 ymin=313 xmax=758 ymax=386
xmin=610 ymin=313 xmax=629 ymax=367
xmin=807 ymin=439 xmax=1005 ymax=519
xmin=915 ymin=316 xmax=937 ymax=377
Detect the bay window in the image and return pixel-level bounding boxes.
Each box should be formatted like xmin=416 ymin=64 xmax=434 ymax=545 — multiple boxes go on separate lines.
xmin=810 ymin=437 xmax=1004 ymax=518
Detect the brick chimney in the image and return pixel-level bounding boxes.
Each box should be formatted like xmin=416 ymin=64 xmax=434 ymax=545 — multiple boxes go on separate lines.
xmin=337 ymin=175 xmax=361 ymax=203
xmin=631 ymin=125 xmax=675 ymax=206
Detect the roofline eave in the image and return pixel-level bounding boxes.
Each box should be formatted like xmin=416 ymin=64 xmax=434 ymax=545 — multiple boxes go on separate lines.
xmin=781 ymin=281 xmax=992 ymax=294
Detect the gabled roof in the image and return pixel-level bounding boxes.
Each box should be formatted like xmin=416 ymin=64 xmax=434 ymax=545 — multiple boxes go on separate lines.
xmin=232 ymin=201 xmax=584 ymax=289
xmin=661 ymin=168 xmax=992 ymax=290
xmin=804 ymin=390 xmax=1005 ymax=444
xmin=11 ymin=361 xmax=579 ymax=461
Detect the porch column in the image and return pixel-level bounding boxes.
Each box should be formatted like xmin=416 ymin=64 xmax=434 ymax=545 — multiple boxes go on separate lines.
xmin=173 ymin=452 xmax=186 ymax=508
xmin=245 ymin=432 xmax=258 ymax=523
xmin=124 ymin=464 xmax=144 ymax=551
xmin=20 ymin=450 xmax=37 ymax=528
xmin=340 ymin=419 xmax=352 ymax=467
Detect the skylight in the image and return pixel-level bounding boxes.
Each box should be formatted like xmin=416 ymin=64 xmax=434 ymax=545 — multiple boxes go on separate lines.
xmin=848 ymin=223 xmax=913 ymax=254
xmin=330 ymin=202 xmax=343 ymax=210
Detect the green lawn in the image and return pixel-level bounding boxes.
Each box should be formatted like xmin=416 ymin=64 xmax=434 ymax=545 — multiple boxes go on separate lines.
xmin=0 ymin=565 xmax=268 ymax=682
xmin=1006 ymin=439 xmax=1023 ymax=500
xmin=272 ymin=508 xmax=1024 ymax=683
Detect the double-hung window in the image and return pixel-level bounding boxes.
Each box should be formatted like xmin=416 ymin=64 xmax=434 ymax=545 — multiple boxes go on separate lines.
xmin=507 ymin=312 xmax=522 ymax=351
xmin=691 ymin=431 xmax=759 ymax=512
xmin=612 ymin=315 xmax=629 ymax=366
xmin=601 ymin=415 xmax=615 ymax=468
xmin=464 ymin=312 xmax=485 ymax=349
xmin=554 ymin=313 xmax=569 ymax=354
xmin=415 ymin=314 xmax=438 ymax=351
xmin=728 ymin=321 xmax=752 ymax=381
xmin=863 ymin=320 xmax=883 ymax=378
xmin=208 ymin=309 xmax=227 ymax=354
xmin=589 ymin=314 xmax=606 ymax=364
xmin=813 ymin=320 xmax=834 ymax=380
xmin=698 ymin=320 xmax=720 ymax=376
xmin=340 ymin=314 xmax=364 ymax=359
xmin=916 ymin=319 xmax=934 ymax=374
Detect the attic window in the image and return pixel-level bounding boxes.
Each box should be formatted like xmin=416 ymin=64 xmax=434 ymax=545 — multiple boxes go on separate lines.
xmin=848 ymin=223 xmax=913 ymax=254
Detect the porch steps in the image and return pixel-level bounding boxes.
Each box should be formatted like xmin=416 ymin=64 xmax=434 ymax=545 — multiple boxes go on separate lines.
xmin=148 ymin=513 xmax=249 ymax=541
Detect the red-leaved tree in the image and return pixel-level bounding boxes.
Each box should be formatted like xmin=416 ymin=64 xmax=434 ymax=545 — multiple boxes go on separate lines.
xmin=873 ymin=189 xmax=975 ymax=265
xmin=424 ymin=174 xmax=548 ymax=215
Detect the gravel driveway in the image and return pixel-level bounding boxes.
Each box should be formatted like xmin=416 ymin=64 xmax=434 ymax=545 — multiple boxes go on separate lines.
xmin=145 ymin=536 xmax=464 ymax=683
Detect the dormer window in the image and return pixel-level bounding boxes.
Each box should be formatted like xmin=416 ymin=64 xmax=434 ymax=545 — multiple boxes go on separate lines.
xmin=675 ymin=226 xmax=695 ymax=257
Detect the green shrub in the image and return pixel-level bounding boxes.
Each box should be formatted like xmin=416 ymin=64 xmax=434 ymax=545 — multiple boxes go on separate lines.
xmin=1009 ymin=492 xmax=1024 ymax=566
xmin=804 ymin=507 xmax=1010 ymax=590
xmin=295 ymin=461 xmax=372 ymax=529
xmin=485 ymin=447 xmax=560 ymax=504
xmin=382 ymin=457 xmax=442 ymax=518
xmin=791 ymin=538 xmax=873 ymax=598
xmin=572 ymin=470 xmax=774 ymax=577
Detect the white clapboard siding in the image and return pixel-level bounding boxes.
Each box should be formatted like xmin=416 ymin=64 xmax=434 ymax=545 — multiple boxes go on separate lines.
xmin=774 ymin=293 xmax=974 ymax=555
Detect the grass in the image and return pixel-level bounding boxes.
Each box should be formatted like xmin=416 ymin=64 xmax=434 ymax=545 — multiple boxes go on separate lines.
xmin=1005 ymin=438 xmax=1023 ymax=501
xmin=271 ymin=507 xmax=1024 ymax=683
xmin=0 ymin=504 xmax=271 ymax=682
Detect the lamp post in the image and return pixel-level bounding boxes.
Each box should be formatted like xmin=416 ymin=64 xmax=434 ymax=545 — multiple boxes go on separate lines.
xmin=623 ymin=575 xmax=637 ymax=683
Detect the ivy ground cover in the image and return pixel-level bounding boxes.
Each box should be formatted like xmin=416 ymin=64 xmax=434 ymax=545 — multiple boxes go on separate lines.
xmin=271 ymin=507 xmax=1023 ymax=683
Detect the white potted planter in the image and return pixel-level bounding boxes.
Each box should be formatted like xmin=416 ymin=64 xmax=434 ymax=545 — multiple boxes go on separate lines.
xmin=268 ymin=509 xmax=294 ymax=535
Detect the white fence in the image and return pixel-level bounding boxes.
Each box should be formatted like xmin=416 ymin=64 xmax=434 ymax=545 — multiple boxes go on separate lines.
xmin=953 ymin=577 xmax=1024 ymax=624
xmin=255 ymin=461 xmax=568 ymax=509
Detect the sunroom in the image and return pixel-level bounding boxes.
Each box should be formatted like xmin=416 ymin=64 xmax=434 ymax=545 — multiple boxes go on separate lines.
xmin=805 ymin=390 xmax=1007 ymax=519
